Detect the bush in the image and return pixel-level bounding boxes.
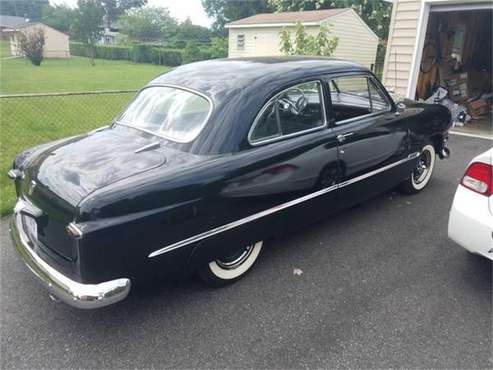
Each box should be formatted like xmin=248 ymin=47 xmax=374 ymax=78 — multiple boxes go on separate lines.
xmin=182 ymin=40 xmax=202 ymax=64
xmin=70 ymin=42 xmax=86 ymax=57
xmin=70 ymin=41 xmax=183 ymax=66
xmin=150 ymin=48 xmax=182 ymax=66
xmin=208 ymin=37 xmax=228 ymax=59
xmin=17 ymin=29 xmax=45 ymax=66
xmin=170 ymin=39 xmax=186 ymax=49
xmin=198 ymin=48 xmax=212 ymax=61
xmin=130 ymin=44 xmax=153 ymax=63
xmin=96 ymin=45 xmax=130 ymax=60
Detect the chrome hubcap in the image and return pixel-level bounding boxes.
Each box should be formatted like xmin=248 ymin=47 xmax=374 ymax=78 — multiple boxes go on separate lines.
xmin=215 ymin=244 xmax=255 ymax=270
xmin=413 ymin=150 xmax=432 ymax=184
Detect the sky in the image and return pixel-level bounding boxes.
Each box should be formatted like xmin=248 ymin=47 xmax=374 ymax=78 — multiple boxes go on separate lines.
xmin=49 ymin=0 xmax=213 ymax=27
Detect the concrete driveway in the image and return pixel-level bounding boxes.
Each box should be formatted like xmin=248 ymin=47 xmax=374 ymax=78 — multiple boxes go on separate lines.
xmin=1 ymin=134 xmax=491 ymax=369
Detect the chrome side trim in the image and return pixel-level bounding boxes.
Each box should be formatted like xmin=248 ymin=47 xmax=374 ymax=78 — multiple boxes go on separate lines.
xmin=148 ymin=152 xmax=419 ymax=258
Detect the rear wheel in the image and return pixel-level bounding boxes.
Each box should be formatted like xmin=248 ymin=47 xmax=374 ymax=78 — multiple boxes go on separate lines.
xmin=198 ymin=241 xmax=263 ymax=286
xmin=400 ymin=144 xmax=436 ymax=194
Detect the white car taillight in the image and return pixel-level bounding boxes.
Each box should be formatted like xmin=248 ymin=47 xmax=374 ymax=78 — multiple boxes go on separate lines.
xmin=460 ymin=162 xmax=493 ymax=196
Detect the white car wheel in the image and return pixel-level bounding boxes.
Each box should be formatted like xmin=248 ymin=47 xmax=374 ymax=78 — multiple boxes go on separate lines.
xmin=198 ymin=241 xmax=263 ymax=286
xmin=400 ymin=144 xmax=436 ymax=194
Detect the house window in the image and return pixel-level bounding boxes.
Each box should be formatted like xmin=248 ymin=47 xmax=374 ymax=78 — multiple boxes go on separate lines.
xmin=237 ymin=34 xmax=245 ymax=50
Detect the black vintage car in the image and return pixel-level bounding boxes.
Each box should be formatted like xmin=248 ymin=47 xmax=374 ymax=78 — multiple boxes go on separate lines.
xmin=9 ymin=57 xmax=452 ymax=308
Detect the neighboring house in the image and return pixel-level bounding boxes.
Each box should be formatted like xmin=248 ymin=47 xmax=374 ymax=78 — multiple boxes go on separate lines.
xmin=11 ymin=22 xmax=70 ymax=58
xmin=383 ymin=0 xmax=492 ymax=98
xmin=0 ymin=14 xmax=28 ymax=40
xmin=100 ymin=27 xmax=121 ymax=45
xmin=225 ymin=9 xmax=379 ymax=69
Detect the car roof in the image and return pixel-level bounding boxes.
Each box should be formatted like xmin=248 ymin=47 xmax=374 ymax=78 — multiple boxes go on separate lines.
xmin=146 ymin=57 xmax=371 ymax=155
xmin=148 ymin=57 xmax=368 ymax=98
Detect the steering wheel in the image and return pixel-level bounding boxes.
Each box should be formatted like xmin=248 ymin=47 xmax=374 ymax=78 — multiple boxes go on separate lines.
xmin=278 ymin=88 xmax=309 ymax=116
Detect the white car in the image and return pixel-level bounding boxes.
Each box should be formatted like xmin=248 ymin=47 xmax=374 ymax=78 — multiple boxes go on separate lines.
xmin=448 ymin=148 xmax=493 ymax=260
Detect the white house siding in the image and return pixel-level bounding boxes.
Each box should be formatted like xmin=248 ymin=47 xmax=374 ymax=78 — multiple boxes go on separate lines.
xmin=382 ymin=0 xmax=422 ymax=96
xmin=11 ymin=23 xmax=70 ymax=58
xmin=228 ymin=27 xmax=278 ymax=58
xmin=228 ymin=9 xmax=378 ymax=69
xmin=321 ymin=9 xmax=379 ymax=69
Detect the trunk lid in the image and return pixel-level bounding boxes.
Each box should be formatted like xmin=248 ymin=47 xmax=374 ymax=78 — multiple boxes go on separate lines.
xmin=19 ymin=125 xmax=167 ymax=262
xmin=23 ymin=126 xmax=167 ymax=206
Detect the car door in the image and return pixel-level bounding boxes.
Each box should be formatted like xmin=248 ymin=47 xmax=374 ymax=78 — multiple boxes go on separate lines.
xmin=326 ymin=73 xmax=411 ymax=206
xmin=203 ymin=80 xmax=343 ymax=258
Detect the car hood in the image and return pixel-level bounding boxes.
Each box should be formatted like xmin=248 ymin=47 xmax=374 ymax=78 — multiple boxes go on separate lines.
xmin=23 ymin=126 xmax=168 ymax=206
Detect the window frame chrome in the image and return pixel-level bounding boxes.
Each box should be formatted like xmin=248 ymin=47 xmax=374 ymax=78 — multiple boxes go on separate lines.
xmin=115 ymin=83 xmax=214 ymax=144
xmin=247 ymin=79 xmax=328 ymax=146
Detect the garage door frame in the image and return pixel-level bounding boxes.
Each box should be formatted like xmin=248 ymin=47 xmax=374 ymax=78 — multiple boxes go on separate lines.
xmin=407 ymin=0 xmax=493 ymax=99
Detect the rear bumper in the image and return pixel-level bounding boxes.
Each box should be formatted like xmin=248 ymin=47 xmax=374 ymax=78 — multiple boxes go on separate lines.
xmin=10 ymin=203 xmax=131 ymax=309
xmin=448 ymin=185 xmax=493 ymax=260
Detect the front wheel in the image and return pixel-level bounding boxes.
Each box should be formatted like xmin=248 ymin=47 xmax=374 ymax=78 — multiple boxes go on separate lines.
xmin=198 ymin=241 xmax=263 ymax=287
xmin=400 ymin=144 xmax=436 ymax=194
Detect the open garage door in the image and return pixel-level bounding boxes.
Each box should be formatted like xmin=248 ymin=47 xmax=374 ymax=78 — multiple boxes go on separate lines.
xmin=414 ymin=3 xmax=492 ymax=137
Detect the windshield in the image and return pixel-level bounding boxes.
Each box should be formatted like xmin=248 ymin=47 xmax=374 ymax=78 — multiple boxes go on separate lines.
xmin=117 ymin=86 xmax=211 ymax=143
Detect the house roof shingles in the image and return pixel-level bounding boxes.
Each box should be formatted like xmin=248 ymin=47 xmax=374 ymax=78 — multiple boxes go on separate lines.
xmin=0 ymin=14 xmax=28 ymax=29
xmin=225 ymin=8 xmax=349 ymax=27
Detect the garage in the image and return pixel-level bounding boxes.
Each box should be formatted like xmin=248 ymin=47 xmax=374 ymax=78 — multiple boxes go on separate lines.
xmin=416 ymin=5 xmax=492 ymax=135
xmin=383 ymin=0 xmax=493 ymax=138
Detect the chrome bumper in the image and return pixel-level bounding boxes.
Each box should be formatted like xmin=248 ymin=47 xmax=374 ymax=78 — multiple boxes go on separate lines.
xmin=10 ymin=205 xmax=131 ymax=309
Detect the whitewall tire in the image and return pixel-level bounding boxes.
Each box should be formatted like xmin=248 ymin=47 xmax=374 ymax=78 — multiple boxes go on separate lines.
xmin=198 ymin=241 xmax=263 ymax=286
xmin=400 ymin=144 xmax=436 ymax=194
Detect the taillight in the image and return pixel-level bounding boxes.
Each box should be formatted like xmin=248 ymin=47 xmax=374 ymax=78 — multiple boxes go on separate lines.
xmin=460 ymin=162 xmax=493 ymax=196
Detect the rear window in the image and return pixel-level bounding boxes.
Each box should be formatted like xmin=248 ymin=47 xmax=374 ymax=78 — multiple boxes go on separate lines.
xmin=118 ymin=86 xmax=211 ymax=143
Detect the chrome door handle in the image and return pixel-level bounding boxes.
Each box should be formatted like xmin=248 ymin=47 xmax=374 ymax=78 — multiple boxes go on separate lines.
xmin=337 ymin=133 xmax=353 ymax=143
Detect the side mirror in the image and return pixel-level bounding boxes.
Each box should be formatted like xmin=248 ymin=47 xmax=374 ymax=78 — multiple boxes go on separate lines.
xmin=395 ymin=102 xmax=406 ymax=116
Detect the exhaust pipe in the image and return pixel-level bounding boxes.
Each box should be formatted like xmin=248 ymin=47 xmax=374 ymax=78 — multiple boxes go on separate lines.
xmin=439 ymin=147 xmax=450 ymax=159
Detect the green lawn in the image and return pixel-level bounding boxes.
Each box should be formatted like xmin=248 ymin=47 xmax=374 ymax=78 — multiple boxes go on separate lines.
xmin=0 ymin=56 xmax=171 ymax=215
xmin=0 ymin=40 xmax=10 ymax=58
xmin=1 ymin=56 xmax=167 ymax=94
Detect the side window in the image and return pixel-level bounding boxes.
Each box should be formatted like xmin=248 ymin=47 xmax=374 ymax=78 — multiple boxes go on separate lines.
xmin=329 ymin=75 xmax=390 ymax=123
xmin=249 ymin=81 xmax=325 ymax=144
xmin=368 ymin=79 xmax=390 ymax=112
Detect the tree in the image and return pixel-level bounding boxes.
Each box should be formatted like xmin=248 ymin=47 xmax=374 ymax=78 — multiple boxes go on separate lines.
xmin=42 ymin=4 xmax=76 ymax=33
xmin=97 ymin=0 xmax=147 ymax=29
xmin=0 ymin=0 xmax=49 ymax=20
xmin=209 ymin=37 xmax=228 ymax=59
xmin=201 ymin=0 xmax=273 ymax=35
xmin=175 ymin=18 xmax=212 ymax=43
xmin=280 ymin=23 xmax=338 ymax=56
xmin=17 ymin=28 xmax=45 ymax=66
xmin=182 ymin=40 xmax=202 ymax=64
xmin=118 ymin=7 xmax=177 ymax=42
xmin=72 ymin=0 xmax=105 ymax=65
xmin=268 ymin=0 xmax=392 ymax=40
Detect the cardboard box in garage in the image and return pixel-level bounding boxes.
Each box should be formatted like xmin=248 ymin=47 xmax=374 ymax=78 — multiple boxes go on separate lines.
xmin=445 ymin=73 xmax=468 ymax=102
xmin=467 ymin=98 xmax=490 ymax=119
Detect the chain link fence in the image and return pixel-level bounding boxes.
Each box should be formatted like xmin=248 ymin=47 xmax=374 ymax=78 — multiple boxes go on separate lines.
xmin=0 ymin=90 xmax=137 ymax=215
